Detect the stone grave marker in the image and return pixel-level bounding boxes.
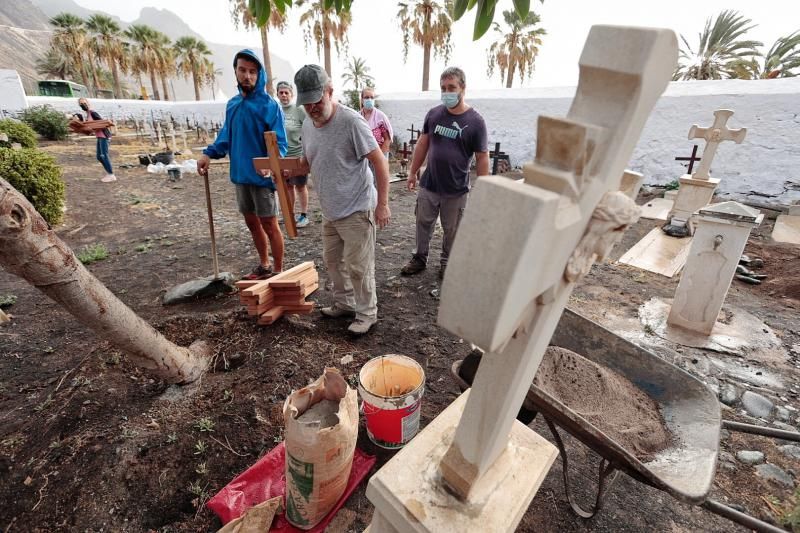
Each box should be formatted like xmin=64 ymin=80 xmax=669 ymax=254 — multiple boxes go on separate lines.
xmin=366 ymin=24 xmax=678 ymax=533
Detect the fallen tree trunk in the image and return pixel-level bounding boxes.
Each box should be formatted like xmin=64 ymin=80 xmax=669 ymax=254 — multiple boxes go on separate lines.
xmin=0 ymin=178 xmax=208 ymax=383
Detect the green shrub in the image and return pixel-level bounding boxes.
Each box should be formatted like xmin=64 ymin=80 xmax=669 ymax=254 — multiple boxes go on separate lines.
xmin=19 ymin=105 xmax=69 ymax=141
xmin=77 ymin=244 xmax=109 ymax=264
xmin=0 ymin=147 xmax=64 ymax=225
xmin=0 ymin=119 xmax=37 ymax=148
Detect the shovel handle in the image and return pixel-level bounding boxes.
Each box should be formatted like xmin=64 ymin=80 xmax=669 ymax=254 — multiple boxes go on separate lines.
xmin=202 ymin=169 xmax=220 ymax=279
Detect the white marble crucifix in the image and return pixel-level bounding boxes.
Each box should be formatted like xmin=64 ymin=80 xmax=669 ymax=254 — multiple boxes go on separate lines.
xmin=688 ymin=109 xmax=747 ymax=180
xmin=366 ymin=25 xmax=678 ymax=533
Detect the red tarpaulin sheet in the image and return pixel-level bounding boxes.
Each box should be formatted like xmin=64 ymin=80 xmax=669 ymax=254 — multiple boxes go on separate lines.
xmin=207 ymin=442 xmax=376 ymax=532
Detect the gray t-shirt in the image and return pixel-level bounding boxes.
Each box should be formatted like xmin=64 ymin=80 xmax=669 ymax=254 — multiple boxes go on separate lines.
xmin=281 ymin=103 xmax=306 ymax=158
xmin=302 ymin=105 xmax=379 ymax=221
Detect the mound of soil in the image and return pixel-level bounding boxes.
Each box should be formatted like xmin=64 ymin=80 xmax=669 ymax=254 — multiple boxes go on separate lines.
xmin=534 ymin=346 xmax=671 ymax=462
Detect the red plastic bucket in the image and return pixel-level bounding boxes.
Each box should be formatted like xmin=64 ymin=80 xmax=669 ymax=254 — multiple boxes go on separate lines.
xmin=358 ymin=354 xmax=425 ymax=449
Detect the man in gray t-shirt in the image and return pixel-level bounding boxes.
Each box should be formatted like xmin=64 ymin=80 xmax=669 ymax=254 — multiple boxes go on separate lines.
xmin=284 ymin=64 xmax=391 ymax=335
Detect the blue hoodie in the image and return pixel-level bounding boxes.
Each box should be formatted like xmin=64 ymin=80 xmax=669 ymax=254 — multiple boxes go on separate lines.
xmin=203 ymin=49 xmax=287 ymax=189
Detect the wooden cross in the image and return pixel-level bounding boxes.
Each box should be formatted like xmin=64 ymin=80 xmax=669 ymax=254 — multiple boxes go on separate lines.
xmin=675 ymin=144 xmax=701 ymax=174
xmin=252 ymin=131 xmax=301 ymax=238
xmin=687 ymin=109 xmax=747 ymax=180
xmin=489 ymin=142 xmax=510 ymax=175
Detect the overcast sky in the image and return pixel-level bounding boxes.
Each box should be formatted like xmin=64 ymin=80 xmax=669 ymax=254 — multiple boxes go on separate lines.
xmin=73 ymin=0 xmax=798 ymax=94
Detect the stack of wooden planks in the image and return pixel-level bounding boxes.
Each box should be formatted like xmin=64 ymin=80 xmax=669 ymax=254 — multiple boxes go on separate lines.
xmin=235 ymin=261 xmax=319 ymax=325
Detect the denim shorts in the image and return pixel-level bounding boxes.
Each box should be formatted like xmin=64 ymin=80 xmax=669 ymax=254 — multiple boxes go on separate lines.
xmin=235 ymin=184 xmax=277 ymax=217
xmin=287 ymin=175 xmax=308 ymax=187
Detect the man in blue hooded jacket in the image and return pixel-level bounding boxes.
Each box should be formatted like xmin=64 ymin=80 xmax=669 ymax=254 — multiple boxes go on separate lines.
xmin=197 ymin=49 xmax=288 ymax=280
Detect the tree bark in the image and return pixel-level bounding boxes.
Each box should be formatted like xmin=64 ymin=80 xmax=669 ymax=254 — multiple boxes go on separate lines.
xmin=88 ymin=51 xmax=101 ymax=96
xmin=110 ymin=57 xmax=122 ymax=99
xmin=260 ymin=25 xmax=274 ymax=96
xmin=161 ymin=73 xmax=170 ymax=101
xmin=323 ymin=29 xmax=332 ymax=78
xmin=506 ymin=60 xmax=515 ymax=88
xmin=191 ymin=59 xmax=201 ymax=101
xmin=0 ymin=178 xmax=208 ymax=384
xmin=422 ymin=42 xmax=431 ymax=91
xmin=150 ymin=68 xmax=161 ymax=100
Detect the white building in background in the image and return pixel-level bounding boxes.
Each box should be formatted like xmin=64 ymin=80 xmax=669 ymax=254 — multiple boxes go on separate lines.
xmin=0 ymin=68 xmax=797 ymax=204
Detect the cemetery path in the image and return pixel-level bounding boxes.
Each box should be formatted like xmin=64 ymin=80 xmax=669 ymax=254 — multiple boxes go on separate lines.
xmin=0 ymin=137 xmax=798 ymax=532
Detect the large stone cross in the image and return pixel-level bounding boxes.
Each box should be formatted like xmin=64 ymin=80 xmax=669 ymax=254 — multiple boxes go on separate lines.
xmin=366 ymin=25 xmax=678 ymax=533
xmin=688 ymin=109 xmax=747 ymax=180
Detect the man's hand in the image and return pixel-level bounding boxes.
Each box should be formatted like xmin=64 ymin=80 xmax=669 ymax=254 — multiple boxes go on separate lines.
xmin=407 ymin=169 xmax=418 ymax=191
xmin=375 ymin=203 xmax=391 ymax=229
xmin=197 ymin=154 xmax=210 ymax=176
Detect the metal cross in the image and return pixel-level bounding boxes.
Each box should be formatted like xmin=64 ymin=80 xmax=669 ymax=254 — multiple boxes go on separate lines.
xmin=675 ymin=144 xmax=702 ymax=174
xmin=489 ymin=142 xmax=510 ymax=175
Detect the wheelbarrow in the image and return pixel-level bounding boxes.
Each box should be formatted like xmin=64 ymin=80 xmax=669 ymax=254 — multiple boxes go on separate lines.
xmin=451 ymin=308 xmax=795 ymax=533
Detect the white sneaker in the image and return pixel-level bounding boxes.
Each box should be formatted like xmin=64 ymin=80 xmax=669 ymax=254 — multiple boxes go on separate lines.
xmin=348 ymin=317 xmax=377 ymax=335
xmin=101 ymin=174 xmax=117 ymax=183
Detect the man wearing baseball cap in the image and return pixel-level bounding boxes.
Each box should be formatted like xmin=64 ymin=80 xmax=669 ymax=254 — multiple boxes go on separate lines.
xmin=283 ymin=64 xmax=391 ymax=335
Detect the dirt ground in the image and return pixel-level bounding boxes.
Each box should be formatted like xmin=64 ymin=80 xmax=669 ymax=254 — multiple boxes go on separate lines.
xmin=1 ymin=134 xmax=799 ymax=532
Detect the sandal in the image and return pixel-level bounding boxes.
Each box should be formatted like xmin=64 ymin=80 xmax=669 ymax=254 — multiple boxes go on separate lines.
xmin=243 ymin=265 xmax=273 ymax=280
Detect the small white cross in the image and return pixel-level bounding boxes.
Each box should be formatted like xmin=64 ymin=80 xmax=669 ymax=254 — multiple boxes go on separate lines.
xmin=687 ymin=109 xmax=747 ymax=180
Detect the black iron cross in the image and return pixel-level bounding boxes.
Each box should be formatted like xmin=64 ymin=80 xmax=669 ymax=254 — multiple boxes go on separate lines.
xmin=407 ymin=124 xmax=421 ymax=146
xmin=675 ymin=144 xmax=702 ymax=174
xmin=489 ymin=142 xmax=509 ymax=175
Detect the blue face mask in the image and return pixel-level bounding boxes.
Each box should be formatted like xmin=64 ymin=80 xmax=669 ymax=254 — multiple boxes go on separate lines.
xmin=441 ymin=91 xmax=460 ymax=109
xmin=362 ymin=98 xmax=375 ymax=110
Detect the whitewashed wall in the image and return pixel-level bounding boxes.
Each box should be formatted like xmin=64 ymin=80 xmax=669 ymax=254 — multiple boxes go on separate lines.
xmin=379 ymin=78 xmax=800 ymax=205
xmin=1 ymin=70 xmax=797 ymax=204
xmin=24 ymin=96 xmax=227 ymax=127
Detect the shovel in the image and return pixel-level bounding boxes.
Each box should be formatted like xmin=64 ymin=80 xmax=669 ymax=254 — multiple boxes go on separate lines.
xmin=162 ymin=166 xmax=234 ymax=305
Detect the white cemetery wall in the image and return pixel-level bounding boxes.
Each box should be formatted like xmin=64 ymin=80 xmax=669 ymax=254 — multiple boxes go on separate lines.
xmin=0 ymin=70 xmax=28 ymax=116
xmin=379 ymin=77 xmax=800 ymax=204
xmin=22 ymin=96 xmax=227 ymax=128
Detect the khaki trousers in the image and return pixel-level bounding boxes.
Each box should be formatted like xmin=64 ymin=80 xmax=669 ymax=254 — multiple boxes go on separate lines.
xmin=322 ymin=210 xmax=377 ymax=320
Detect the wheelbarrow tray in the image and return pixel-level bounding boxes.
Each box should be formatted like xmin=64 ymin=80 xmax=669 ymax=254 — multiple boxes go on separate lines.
xmin=452 ymin=308 xmax=720 ymax=505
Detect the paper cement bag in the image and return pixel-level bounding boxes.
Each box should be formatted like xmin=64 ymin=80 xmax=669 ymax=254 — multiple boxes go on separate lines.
xmin=283 ymin=367 xmax=358 ymax=530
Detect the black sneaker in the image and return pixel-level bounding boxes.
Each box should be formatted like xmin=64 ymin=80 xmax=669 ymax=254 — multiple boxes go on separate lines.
xmin=243 ymin=265 xmax=273 ymax=280
xmin=401 ymin=255 xmax=426 ymax=276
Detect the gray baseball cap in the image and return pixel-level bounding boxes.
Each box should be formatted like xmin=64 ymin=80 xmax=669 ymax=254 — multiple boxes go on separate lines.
xmin=294 ymin=65 xmax=329 ymax=105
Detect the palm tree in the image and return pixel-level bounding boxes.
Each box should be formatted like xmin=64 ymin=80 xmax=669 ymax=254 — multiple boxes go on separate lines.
xmin=85 ymin=14 xmax=126 ymax=98
xmin=36 ymin=47 xmax=76 ymax=81
xmin=486 ymin=9 xmax=546 ymax=88
xmin=341 ymin=57 xmax=374 ymax=91
xmin=49 ymin=13 xmax=91 ymax=91
xmin=204 ymin=60 xmax=223 ymax=100
xmin=229 ymin=0 xmax=287 ymax=95
xmin=174 ymin=36 xmax=212 ymax=101
xmin=673 ymin=10 xmax=762 ymax=81
xmin=125 ymin=24 xmax=162 ymax=99
xmin=153 ymin=31 xmax=174 ymax=101
xmin=297 ymin=0 xmax=352 ymax=78
xmin=397 ymin=0 xmax=453 ymax=91
xmin=731 ymin=31 xmax=800 ymax=79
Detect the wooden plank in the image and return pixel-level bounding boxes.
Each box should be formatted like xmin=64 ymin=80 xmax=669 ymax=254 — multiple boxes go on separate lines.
xmin=618 ymin=227 xmax=693 ymax=277
xmin=269 ymin=269 xmax=318 ymax=288
xmin=257 ymin=306 xmax=285 ymax=325
xmin=263 ymin=131 xmax=297 ymax=239
xmin=235 ymin=280 xmax=261 ymax=290
xmin=253 ymin=156 xmax=304 ymax=174
xmin=240 ymin=261 xmax=313 ymax=296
